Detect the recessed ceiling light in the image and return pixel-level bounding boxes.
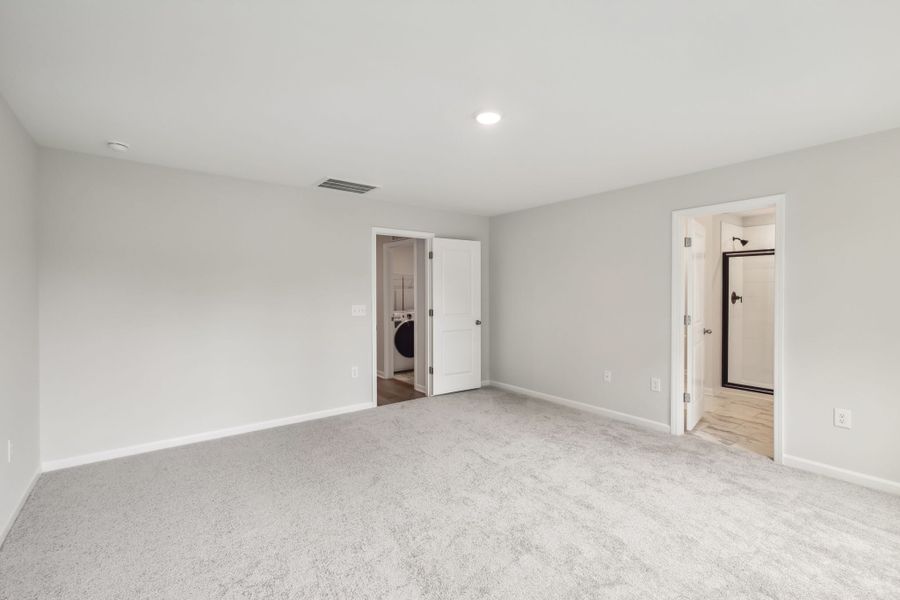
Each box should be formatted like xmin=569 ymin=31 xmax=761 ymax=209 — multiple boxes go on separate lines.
xmin=475 ymin=111 xmax=502 ymax=125
xmin=107 ymin=141 xmax=130 ymax=152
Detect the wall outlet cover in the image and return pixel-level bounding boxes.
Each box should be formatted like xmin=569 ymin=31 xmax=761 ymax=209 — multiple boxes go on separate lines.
xmin=834 ymin=408 xmax=852 ymax=429
xmin=603 ymin=370 xmax=612 ymax=383
xmin=651 ymin=377 xmax=662 ymax=392
xmin=351 ymin=305 xmax=367 ymax=317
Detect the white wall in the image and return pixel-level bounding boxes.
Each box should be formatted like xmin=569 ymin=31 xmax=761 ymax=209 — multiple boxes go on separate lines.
xmin=38 ymin=149 xmax=489 ymax=464
xmin=0 ymin=95 xmax=39 ymax=541
xmin=490 ymin=128 xmax=900 ymax=485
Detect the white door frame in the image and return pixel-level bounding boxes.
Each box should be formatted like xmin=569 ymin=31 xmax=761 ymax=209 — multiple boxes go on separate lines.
xmin=670 ymin=194 xmax=786 ymax=463
xmin=371 ymin=227 xmax=434 ymax=407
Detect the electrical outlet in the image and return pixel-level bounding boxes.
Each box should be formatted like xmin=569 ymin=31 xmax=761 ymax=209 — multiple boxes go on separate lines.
xmin=651 ymin=377 xmax=662 ymax=392
xmin=351 ymin=305 xmax=367 ymax=317
xmin=351 ymin=366 xmax=359 ymax=379
xmin=834 ymin=408 xmax=852 ymax=429
xmin=6 ymin=440 xmax=11 ymax=464
xmin=603 ymin=370 xmax=612 ymax=383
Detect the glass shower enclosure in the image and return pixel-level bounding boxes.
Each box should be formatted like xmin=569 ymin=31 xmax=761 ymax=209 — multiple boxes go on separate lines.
xmin=722 ymin=249 xmax=775 ymax=394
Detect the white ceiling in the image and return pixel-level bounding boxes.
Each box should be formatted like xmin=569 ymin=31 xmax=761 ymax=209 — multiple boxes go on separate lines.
xmin=2 ymin=1 xmax=900 ymax=216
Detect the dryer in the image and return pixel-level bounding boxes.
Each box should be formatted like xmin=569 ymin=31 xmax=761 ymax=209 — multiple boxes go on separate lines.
xmin=392 ymin=311 xmax=415 ymax=371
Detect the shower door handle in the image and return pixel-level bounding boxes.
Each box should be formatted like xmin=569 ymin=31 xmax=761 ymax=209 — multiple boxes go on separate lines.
xmin=703 ymin=329 xmax=712 ymax=335
xmin=731 ymin=291 xmax=743 ymax=304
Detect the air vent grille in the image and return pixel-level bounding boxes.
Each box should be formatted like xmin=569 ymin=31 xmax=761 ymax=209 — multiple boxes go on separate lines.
xmin=317 ymin=178 xmax=378 ymax=194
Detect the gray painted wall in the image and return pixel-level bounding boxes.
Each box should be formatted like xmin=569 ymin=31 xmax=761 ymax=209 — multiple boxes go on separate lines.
xmin=38 ymin=149 xmax=489 ymax=463
xmin=490 ymin=128 xmax=900 ymax=484
xmin=0 ymin=96 xmax=39 ymax=540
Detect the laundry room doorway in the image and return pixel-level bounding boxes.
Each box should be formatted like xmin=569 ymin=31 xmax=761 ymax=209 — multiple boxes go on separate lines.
xmin=377 ymin=233 xmax=428 ymax=405
xmin=371 ymin=228 xmax=483 ymax=407
xmin=372 ymin=229 xmax=433 ymax=406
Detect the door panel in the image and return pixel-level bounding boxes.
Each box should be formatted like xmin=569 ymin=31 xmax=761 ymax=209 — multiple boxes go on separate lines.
xmin=685 ymin=220 xmax=706 ymax=431
xmin=432 ymin=238 xmax=481 ymax=395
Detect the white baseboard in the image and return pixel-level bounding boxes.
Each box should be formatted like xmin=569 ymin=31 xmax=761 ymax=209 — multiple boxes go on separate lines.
xmin=782 ymin=454 xmax=900 ymax=496
xmin=377 ymin=371 xmax=387 ymax=379
xmin=42 ymin=402 xmax=372 ymax=472
xmin=487 ymin=381 xmax=670 ymax=433
xmin=414 ymin=383 xmax=427 ymax=393
xmin=1 ymin=469 xmax=40 ymax=549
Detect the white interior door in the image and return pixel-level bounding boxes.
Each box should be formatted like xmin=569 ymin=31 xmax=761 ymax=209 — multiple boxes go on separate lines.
xmin=685 ymin=219 xmax=707 ymax=431
xmin=431 ymin=238 xmax=481 ymax=395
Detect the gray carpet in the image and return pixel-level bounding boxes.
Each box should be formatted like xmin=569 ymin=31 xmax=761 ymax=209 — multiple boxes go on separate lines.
xmin=1 ymin=387 xmax=898 ymax=599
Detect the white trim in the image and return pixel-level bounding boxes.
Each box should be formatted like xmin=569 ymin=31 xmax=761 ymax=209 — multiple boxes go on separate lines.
xmin=489 ymin=381 xmax=670 ymax=433
xmin=377 ymin=370 xmax=387 ymax=379
xmin=783 ymin=454 xmax=900 ymax=496
xmin=371 ymin=227 xmax=434 ymax=408
xmin=1 ymin=470 xmax=40 ymax=549
xmin=670 ymin=194 xmax=786 ymax=464
xmin=414 ymin=383 xmax=427 ymax=394
xmin=42 ymin=402 xmax=371 ymax=472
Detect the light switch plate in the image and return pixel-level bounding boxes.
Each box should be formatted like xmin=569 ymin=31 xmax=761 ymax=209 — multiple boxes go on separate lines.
xmin=603 ymin=370 xmax=612 ymax=383
xmin=351 ymin=305 xmax=367 ymax=317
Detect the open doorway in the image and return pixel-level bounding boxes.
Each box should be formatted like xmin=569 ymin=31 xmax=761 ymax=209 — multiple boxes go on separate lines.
xmin=371 ymin=228 xmax=483 ymax=408
xmin=376 ymin=233 xmax=429 ymax=406
xmin=671 ymin=196 xmax=784 ymax=462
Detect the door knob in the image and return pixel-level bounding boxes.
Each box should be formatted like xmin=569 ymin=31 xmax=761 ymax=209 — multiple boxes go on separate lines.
xmin=731 ymin=291 xmax=743 ymax=304
xmin=475 ymin=320 xmax=482 ymax=325
xmin=703 ymin=328 xmax=712 ymax=335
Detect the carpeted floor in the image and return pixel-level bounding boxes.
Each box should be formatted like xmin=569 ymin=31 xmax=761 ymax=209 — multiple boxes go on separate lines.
xmin=2 ymin=387 xmax=898 ymax=599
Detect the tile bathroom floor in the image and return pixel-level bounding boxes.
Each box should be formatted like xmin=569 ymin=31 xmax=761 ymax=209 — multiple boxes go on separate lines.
xmin=690 ymin=389 xmax=773 ymax=458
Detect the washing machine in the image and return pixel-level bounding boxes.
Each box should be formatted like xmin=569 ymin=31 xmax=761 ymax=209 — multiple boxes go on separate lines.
xmin=392 ymin=311 xmax=415 ymax=371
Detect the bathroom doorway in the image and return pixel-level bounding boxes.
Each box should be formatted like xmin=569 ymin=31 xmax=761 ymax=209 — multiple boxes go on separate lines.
xmin=671 ymin=196 xmax=784 ymax=461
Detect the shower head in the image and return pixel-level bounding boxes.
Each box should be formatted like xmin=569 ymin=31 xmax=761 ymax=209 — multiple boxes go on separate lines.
xmin=732 ymin=236 xmax=749 ymax=247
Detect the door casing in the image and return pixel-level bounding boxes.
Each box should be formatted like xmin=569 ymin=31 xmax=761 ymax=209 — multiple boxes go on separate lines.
xmin=669 ymin=195 xmax=785 ymax=464
xmin=371 ymin=228 xmax=434 ymax=407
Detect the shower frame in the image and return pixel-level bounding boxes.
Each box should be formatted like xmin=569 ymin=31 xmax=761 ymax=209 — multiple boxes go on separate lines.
xmin=721 ymin=248 xmax=776 ymax=395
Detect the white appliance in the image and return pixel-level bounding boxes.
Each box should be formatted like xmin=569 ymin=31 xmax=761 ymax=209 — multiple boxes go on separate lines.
xmin=392 ymin=311 xmax=415 ymax=371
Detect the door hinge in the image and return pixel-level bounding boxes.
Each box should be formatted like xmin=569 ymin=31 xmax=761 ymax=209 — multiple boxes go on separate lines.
xmin=428 ymin=251 xmax=433 ymax=259
xmin=684 ymin=315 xmax=692 ymax=326
xmin=683 ymin=392 xmax=692 ymax=403
xmin=684 ymin=237 xmax=692 ymax=247
xmin=428 ymin=309 xmax=434 ymax=317
xmin=428 ymin=366 xmax=433 ymax=374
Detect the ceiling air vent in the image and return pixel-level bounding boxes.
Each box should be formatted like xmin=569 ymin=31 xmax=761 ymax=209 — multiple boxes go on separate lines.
xmin=317 ymin=178 xmax=378 ymax=194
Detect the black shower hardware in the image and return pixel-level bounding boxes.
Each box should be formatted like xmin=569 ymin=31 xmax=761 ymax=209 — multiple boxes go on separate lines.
xmin=731 ymin=291 xmax=743 ymax=304
xmin=732 ymin=236 xmax=749 ymax=247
